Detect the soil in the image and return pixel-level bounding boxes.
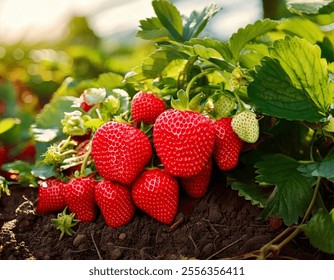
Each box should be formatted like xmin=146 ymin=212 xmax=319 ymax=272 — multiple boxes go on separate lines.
xmin=1 ymin=168 xmax=333 ymax=260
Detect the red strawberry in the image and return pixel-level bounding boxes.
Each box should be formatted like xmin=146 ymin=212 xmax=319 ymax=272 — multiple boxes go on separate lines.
xmin=36 ymin=178 xmax=66 ymax=214
xmin=0 ymin=145 xmax=8 ymax=167
xmin=80 ymin=101 xmax=93 ymax=112
xmin=213 ymin=118 xmax=243 ymax=171
xmin=180 ymin=157 xmax=212 ymax=199
xmin=15 ymin=143 xmax=36 ymax=163
xmin=91 ymin=121 xmax=152 ymax=185
xmin=95 ymin=180 xmax=135 ymax=228
xmin=153 ymin=109 xmax=215 ymax=177
xmin=132 ymin=169 xmax=179 ymax=225
xmin=63 ymin=177 xmax=96 ymax=222
xmin=131 ymin=91 xmax=166 ymax=125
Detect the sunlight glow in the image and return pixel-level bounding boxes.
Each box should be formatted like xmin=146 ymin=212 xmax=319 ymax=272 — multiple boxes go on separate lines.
xmin=0 ymin=0 xmax=262 ymax=44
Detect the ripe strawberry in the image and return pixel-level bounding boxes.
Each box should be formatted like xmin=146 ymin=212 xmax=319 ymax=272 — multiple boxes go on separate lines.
xmin=180 ymin=157 xmax=212 ymax=199
xmin=14 ymin=143 xmax=36 ymax=163
xmin=213 ymin=118 xmax=244 ymax=171
xmin=132 ymin=169 xmax=179 ymax=225
xmin=36 ymin=178 xmax=66 ymax=214
xmin=231 ymin=110 xmax=259 ymax=143
xmin=91 ymin=121 xmax=152 ymax=185
xmin=95 ymin=180 xmax=135 ymax=228
xmin=153 ymin=109 xmax=215 ymax=177
xmin=63 ymin=177 xmax=96 ymax=222
xmin=131 ymin=91 xmax=166 ymax=125
xmin=0 ymin=145 xmax=8 ymax=167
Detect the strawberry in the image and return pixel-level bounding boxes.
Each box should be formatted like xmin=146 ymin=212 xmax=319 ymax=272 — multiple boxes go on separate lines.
xmin=231 ymin=110 xmax=259 ymax=143
xmin=14 ymin=143 xmax=36 ymax=163
xmin=36 ymin=178 xmax=66 ymax=214
xmin=153 ymin=109 xmax=215 ymax=177
xmin=91 ymin=121 xmax=152 ymax=185
xmin=79 ymin=88 xmax=106 ymax=112
xmin=180 ymin=157 xmax=212 ymax=199
xmin=95 ymin=180 xmax=135 ymax=228
xmin=213 ymin=94 xmax=235 ymax=118
xmin=213 ymin=118 xmax=244 ymax=171
xmin=132 ymin=169 xmax=179 ymax=225
xmin=131 ymin=91 xmax=166 ymax=125
xmin=0 ymin=145 xmax=8 ymax=167
xmin=63 ymin=177 xmax=96 ymax=222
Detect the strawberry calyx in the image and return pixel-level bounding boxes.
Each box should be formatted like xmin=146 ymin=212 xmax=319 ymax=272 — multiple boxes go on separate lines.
xmin=43 ymin=136 xmax=78 ymax=165
xmin=51 ymin=207 xmax=80 ymax=240
xmin=0 ymin=176 xmax=10 ymax=198
xmin=171 ymin=68 xmax=217 ymax=113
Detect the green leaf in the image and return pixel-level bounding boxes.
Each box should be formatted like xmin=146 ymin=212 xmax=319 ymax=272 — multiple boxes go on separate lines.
xmin=187 ymin=38 xmax=233 ymax=61
xmin=287 ymin=1 xmax=334 ymax=25
xmin=183 ymin=5 xmax=220 ymax=41
xmin=35 ymin=96 xmax=76 ymax=130
xmin=238 ymin=43 xmax=270 ymax=69
xmin=136 ymin=17 xmax=171 ymax=42
xmin=95 ymin=72 xmax=123 ymax=90
xmin=287 ymin=1 xmax=331 ymax=14
xmin=229 ymin=19 xmax=278 ymax=61
xmin=0 ymin=81 xmax=17 ymax=117
xmin=303 ymin=208 xmax=334 ymax=254
xmin=249 ymin=57 xmax=324 ymax=121
xmin=193 ymin=44 xmax=222 ymax=60
xmin=31 ymin=165 xmax=56 ymax=180
xmin=0 ymin=118 xmax=20 ymax=135
xmin=298 ymin=152 xmax=334 ymax=181
xmin=277 ymin=18 xmax=324 ymax=44
xmin=2 ymin=160 xmax=32 ymax=174
xmin=125 ymin=48 xmax=188 ymax=82
xmin=231 ymin=182 xmax=272 ymax=207
xmin=152 ymin=0 xmax=183 ymax=42
xmin=255 ymin=154 xmax=313 ymax=225
xmin=269 ymin=37 xmax=332 ymax=114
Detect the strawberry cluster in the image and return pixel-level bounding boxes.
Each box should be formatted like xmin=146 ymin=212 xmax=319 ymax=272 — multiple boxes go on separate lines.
xmin=36 ymin=90 xmax=260 ymax=235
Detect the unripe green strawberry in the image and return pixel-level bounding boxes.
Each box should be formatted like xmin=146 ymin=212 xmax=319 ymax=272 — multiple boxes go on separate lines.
xmin=231 ymin=110 xmax=259 ymax=144
xmin=213 ymin=94 xmax=235 ymax=118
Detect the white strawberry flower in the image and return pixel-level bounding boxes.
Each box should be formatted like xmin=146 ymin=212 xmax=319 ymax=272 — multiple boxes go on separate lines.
xmin=82 ymin=88 xmax=107 ymax=105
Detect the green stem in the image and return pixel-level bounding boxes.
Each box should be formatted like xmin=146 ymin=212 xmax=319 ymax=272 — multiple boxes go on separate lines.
xmin=232 ymin=88 xmax=244 ymax=111
xmin=80 ymin=141 xmax=92 ymax=176
xmin=59 ymin=149 xmax=78 ymax=157
xmin=58 ymin=136 xmax=78 ymax=153
xmin=259 ymin=176 xmax=322 ymax=259
xmin=185 ymin=69 xmax=215 ymax=98
xmin=301 ymin=176 xmax=321 ymax=224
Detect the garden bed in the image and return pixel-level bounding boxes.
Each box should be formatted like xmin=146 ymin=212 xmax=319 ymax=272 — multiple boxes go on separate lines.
xmin=1 ymin=169 xmax=332 ymax=260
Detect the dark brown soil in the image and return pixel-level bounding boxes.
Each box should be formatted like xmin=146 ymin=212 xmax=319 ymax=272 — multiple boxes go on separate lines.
xmin=1 ymin=170 xmax=333 ymax=260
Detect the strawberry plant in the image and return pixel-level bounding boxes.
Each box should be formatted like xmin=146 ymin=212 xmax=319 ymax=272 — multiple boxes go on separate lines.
xmin=4 ymin=0 xmax=334 ymax=259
